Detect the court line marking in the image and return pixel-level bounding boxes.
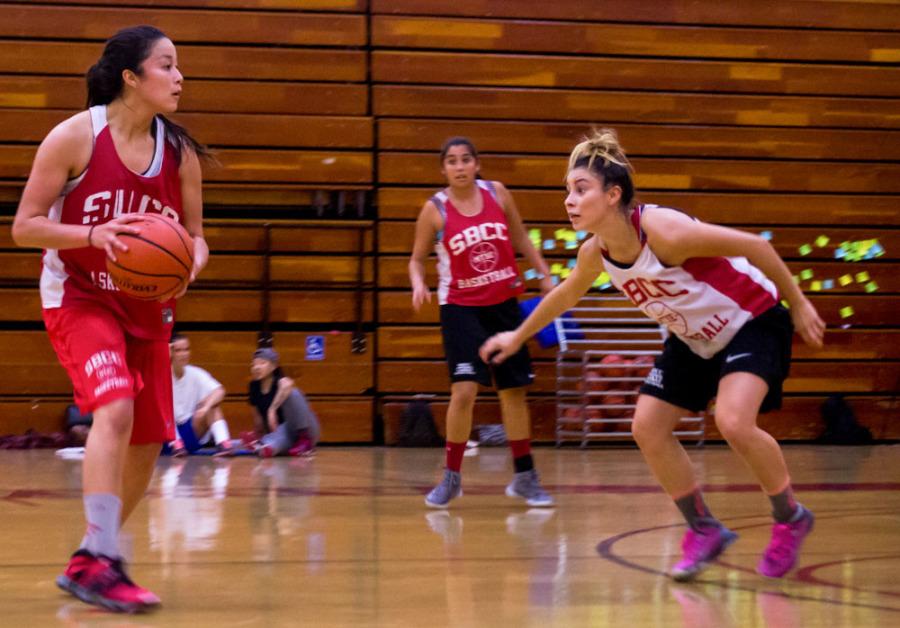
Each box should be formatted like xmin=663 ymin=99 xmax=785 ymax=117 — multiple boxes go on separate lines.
xmin=3 ymin=481 xmax=899 ymax=505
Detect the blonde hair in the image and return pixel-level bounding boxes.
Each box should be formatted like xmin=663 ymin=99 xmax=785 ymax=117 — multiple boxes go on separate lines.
xmin=566 ymin=128 xmax=635 ymax=207
xmin=567 ymin=128 xmax=633 ymax=173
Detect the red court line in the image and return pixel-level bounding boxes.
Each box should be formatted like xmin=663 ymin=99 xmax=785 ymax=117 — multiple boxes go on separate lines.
xmin=2 ymin=481 xmax=899 ymax=503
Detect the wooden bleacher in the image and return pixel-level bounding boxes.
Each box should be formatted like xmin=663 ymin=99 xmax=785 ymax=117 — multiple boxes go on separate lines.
xmin=0 ymin=0 xmax=897 ymax=443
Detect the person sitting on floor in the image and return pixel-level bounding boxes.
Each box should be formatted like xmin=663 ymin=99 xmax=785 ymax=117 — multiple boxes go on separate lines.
xmin=248 ymin=347 xmax=320 ymax=457
xmin=170 ymin=333 xmax=240 ymax=456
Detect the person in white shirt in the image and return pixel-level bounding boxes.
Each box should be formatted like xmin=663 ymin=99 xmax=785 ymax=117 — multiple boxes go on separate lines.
xmin=170 ymin=333 xmax=238 ymax=456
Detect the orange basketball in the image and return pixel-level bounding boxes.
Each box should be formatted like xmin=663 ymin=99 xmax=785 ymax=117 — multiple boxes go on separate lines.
xmin=106 ymin=214 xmax=193 ymax=301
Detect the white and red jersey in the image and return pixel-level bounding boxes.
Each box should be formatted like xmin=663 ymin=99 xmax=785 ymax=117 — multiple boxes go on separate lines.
xmin=603 ymin=205 xmax=779 ymax=358
xmin=40 ymin=105 xmax=184 ymax=340
xmin=433 ymin=180 xmax=524 ymax=306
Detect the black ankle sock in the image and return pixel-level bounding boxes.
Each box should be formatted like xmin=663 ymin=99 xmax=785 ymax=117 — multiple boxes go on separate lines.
xmin=513 ymin=454 xmax=534 ymax=474
xmin=675 ymin=490 xmax=717 ymax=531
xmin=770 ymin=486 xmax=801 ymax=523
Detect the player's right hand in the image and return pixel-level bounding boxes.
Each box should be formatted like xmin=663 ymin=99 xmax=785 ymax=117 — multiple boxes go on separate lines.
xmin=89 ymin=214 xmax=144 ymax=262
xmin=479 ymin=331 xmax=522 ymax=365
xmin=411 ymin=285 xmax=432 ymax=312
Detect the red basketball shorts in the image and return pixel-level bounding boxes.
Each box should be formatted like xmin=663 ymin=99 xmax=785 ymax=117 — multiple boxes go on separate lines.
xmin=43 ymin=305 xmax=175 ymax=444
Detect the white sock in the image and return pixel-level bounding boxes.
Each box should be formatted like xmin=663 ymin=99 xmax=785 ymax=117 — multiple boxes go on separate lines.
xmin=81 ymin=493 xmax=122 ymax=558
xmin=210 ymin=419 xmax=231 ymax=445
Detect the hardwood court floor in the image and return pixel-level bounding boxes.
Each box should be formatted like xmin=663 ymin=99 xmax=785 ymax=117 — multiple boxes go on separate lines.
xmin=0 ymin=445 xmax=897 ymax=627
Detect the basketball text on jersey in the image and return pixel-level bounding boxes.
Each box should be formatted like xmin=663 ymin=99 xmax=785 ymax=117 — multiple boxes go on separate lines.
xmin=456 ymin=267 xmax=518 ymax=290
xmin=90 ymin=271 xmax=121 ymax=292
xmin=82 ymin=190 xmax=180 ymax=224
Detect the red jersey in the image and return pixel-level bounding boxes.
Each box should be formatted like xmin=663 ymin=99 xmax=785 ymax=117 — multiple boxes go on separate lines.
xmin=433 ymin=179 xmax=524 ymax=306
xmin=40 ymin=106 xmax=184 ymax=340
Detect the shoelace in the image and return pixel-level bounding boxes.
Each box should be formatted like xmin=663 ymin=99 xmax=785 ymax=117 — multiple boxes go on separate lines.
xmin=520 ymin=473 xmax=542 ymax=498
xmin=87 ymin=559 xmax=126 ymax=592
xmin=109 ymin=559 xmax=137 ymax=586
xmin=682 ymin=527 xmax=721 ymax=555
xmin=766 ymin=525 xmax=797 ymax=561
xmin=682 ymin=530 xmax=704 ymax=554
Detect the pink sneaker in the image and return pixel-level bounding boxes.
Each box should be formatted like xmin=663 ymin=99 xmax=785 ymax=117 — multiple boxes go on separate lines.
xmin=671 ymin=523 xmax=738 ymax=582
xmin=257 ymin=443 xmax=275 ymax=458
xmin=56 ymin=550 xmax=160 ymax=613
xmin=170 ymin=439 xmax=187 ymax=458
xmin=288 ymin=435 xmax=314 ymax=457
xmin=213 ymin=439 xmax=241 ymax=458
xmin=757 ymin=507 xmax=814 ymax=578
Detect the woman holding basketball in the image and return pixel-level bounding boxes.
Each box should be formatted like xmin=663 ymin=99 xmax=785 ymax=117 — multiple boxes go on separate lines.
xmin=12 ymin=26 xmax=207 ymax=612
xmin=481 ymin=129 xmax=824 ymax=581
xmin=409 ymin=137 xmax=555 ymax=508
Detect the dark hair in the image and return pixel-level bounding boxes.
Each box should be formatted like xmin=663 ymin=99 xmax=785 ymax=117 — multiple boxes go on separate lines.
xmin=568 ymin=128 xmax=635 ymax=209
xmin=86 ymin=25 xmax=210 ymax=162
xmin=440 ymin=136 xmax=478 ymax=162
xmin=170 ymin=332 xmax=188 ymax=344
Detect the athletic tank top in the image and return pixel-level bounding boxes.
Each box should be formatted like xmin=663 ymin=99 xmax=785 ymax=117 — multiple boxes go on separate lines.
xmin=602 ymin=205 xmax=779 ymax=358
xmin=432 ymin=180 xmax=524 ymax=306
xmin=40 ymin=105 xmax=185 ymax=340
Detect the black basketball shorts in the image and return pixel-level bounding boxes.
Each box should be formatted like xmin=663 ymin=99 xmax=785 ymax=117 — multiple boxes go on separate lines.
xmin=439 ymin=298 xmax=534 ymax=390
xmin=638 ymin=305 xmax=793 ymax=413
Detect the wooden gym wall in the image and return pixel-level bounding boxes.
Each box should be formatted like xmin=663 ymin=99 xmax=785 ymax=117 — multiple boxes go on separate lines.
xmin=0 ymin=0 xmax=897 ymax=441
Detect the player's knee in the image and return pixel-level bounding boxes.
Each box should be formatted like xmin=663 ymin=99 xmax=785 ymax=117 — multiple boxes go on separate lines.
xmin=714 ymin=410 xmax=753 ymax=444
xmin=631 ymin=413 xmax=659 ymax=449
xmin=450 ymin=384 xmax=478 ymax=408
xmin=92 ymin=399 xmax=134 ymax=438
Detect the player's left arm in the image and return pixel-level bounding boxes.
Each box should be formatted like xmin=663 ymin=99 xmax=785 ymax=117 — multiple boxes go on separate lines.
xmin=269 ymin=376 xmax=295 ymax=413
xmin=495 ymin=182 xmax=553 ymax=294
xmin=179 ymin=148 xmax=207 ymax=285
xmin=196 ymin=385 xmax=226 ymax=418
xmin=642 ymin=208 xmax=824 ymax=348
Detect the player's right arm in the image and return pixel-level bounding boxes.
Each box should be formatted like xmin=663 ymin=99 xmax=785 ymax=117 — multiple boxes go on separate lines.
xmin=12 ymin=112 xmax=141 ymax=259
xmin=409 ymin=200 xmax=442 ymax=312
xmin=479 ymin=236 xmax=606 ymax=364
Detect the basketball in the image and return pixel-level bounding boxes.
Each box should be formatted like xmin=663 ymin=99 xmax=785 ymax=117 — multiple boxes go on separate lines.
xmin=105 ymin=213 xmax=194 ymax=300
xmin=599 ymin=354 xmax=625 ymax=379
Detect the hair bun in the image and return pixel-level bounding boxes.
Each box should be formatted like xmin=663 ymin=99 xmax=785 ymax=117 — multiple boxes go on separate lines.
xmin=567 ymin=127 xmax=632 ymax=173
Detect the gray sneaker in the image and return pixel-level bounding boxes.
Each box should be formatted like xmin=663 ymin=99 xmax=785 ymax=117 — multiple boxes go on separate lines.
xmin=425 ymin=469 xmax=463 ymax=508
xmin=505 ymin=469 xmax=554 ymax=507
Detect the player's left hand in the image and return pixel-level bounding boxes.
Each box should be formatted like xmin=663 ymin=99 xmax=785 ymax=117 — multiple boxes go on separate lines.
xmin=479 ymin=331 xmax=522 ymax=365
xmin=791 ymin=297 xmax=826 ymax=349
xmin=171 ymin=236 xmax=209 ymax=300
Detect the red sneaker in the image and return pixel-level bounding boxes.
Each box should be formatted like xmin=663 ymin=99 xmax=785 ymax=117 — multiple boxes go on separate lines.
xmin=56 ymin=550 xmax=160 ymax=613
xmin=212 ymin=439 xmax=241 ymax=458
xmin=170 ymin=438 xmax=187 ymax=458
xmin=288 ymin=436 xmax=314 ymax=457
